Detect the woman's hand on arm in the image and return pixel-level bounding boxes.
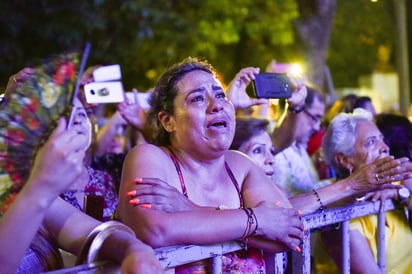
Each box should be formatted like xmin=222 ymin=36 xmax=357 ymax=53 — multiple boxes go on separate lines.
xmin=127 ymin=177 xmax=203 ymax=212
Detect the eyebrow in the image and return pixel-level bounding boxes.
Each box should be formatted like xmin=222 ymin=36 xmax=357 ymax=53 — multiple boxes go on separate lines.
xmin=185 ymin=87 xmax=205 ymax=100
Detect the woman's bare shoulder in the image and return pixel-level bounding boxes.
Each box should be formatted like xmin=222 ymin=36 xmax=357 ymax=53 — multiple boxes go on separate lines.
xmin=225 ymin=149 xmax=253 ymax=163
xmin=128 ymin=143 xmax=168 ymax=158
xmin=224 ymin=150 xmax=255 ymax=173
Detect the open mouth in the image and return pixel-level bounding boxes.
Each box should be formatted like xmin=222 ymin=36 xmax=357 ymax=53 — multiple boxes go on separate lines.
xmin=208 ymin=119 xmax=228 ymax=128
xmin=265 ymin=171 xmax=274 ymax=177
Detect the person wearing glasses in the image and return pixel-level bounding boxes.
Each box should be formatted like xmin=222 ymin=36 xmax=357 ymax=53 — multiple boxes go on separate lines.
xmin=272 ymin=86 xmax=331 ymax=197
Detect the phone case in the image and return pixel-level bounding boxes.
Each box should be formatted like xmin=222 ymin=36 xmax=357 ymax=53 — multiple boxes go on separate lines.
xmin=93 ymin=64 xmax=122 ymax=82
xmin=84 ymin=81 xmax=125 ymax=104
xmin=251 ymin=73 xmax=292 ymax=99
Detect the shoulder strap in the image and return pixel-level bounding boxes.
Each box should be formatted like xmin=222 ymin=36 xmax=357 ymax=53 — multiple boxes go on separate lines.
xmin=167 ymin=147 xmax=188 ymax=197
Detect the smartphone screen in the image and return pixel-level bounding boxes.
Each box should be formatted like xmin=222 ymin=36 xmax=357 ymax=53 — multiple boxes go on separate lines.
xmin=250 ymin=73 xmax=292 ymax=99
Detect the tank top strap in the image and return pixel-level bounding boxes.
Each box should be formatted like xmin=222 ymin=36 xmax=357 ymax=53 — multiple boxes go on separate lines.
xmin=167 ymin=147 xmax=188 ymax=197
xmin=167 ymin=147 xmax=244 ymax=207
xmin=224 ymin=162 xmax=244 ymax=208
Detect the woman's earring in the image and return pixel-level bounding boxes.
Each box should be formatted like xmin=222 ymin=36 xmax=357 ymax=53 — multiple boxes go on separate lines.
xmin=349 ymin=167 xmax=353 ymax=175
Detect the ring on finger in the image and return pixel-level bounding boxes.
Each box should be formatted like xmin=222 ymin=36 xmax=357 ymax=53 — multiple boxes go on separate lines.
xmin=13 ymin=77 xmax=17 ymax=83
xmin=375 ymin=173 xmax=380 ymax=181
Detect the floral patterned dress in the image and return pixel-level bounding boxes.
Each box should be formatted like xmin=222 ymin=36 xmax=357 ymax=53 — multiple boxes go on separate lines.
xmin=60 ymin=166 xmax=118 ymax=221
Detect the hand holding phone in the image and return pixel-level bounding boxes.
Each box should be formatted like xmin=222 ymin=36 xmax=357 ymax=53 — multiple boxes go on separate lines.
xmin=250 ymin=73 xmax=292 ymax=99
xmin=84 ymin=81 xmax=125 ymax=104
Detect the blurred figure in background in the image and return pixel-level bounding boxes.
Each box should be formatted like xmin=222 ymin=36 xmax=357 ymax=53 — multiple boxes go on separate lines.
xmin=353 ymin=96 xmax=376 ymax=117
xmin=375 ymin=112 xmax=412 ymax=160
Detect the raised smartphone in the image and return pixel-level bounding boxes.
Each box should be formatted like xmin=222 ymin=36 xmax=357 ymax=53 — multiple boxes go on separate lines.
xmin=250 ymin=73 xmax=292 ymax=99
xmin=84 ymin=81 xmax=125 ymax=104
xmin=92 ymin=64 xmax=122 ymax=82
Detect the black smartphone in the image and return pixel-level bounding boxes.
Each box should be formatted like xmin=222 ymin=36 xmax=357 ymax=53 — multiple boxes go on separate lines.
xmin=84 ymin=194 xmax=104 ymax=221
xmin=250 ymin=73 xmax=292 ymax=99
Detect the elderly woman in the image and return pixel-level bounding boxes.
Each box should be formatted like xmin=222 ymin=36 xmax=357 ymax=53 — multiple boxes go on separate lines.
xmin=321 ymin=108 xmax=412 ymax=273
xmin=116 ymin=57 xmax=305 ymax=273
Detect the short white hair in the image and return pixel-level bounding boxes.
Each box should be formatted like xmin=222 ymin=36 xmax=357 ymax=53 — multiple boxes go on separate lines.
xmin=322 ymin=108 xmax=373 ymax=177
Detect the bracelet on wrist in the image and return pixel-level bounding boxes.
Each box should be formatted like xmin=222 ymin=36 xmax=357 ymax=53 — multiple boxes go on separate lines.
xmin=239 ymin=207 xmax=258 ymax=250
xmin=312 ymin=188 xmax=326 ymax=218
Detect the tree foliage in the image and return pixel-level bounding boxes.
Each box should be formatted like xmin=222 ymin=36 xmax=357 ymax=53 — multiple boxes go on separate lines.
xmin=0 ymin=0 xmax=404 ymax=98
xmin=328 ymin=0 xmax=396 ymax=87
xmin=0 ymin=0 xmax=299 ymax=91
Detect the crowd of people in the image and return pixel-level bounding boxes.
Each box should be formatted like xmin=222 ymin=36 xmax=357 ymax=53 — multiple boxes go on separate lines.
xmin=1 ymin=54 xmax=412 ymax=274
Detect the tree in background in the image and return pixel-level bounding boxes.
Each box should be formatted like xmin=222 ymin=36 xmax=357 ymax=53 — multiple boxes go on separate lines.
xmin=0 ymin=0 xmax=300 ymax=91
xmin=0 ymin=0 xmax=405 ymax=103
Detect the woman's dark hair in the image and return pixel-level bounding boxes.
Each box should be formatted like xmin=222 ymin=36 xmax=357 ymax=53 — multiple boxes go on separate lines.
xmin=230 ymin=118 xmax=270 ymax=150
xmin=375 ymin=113 xmax=412 ymax=160
xmin=147 ymin=57 xmax=216 ymax=146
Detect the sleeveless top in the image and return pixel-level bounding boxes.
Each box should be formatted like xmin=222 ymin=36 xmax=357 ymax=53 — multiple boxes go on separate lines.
xmin=168 ymin=148 xmax=265 ymax=274
xmin=60 ymin=166 xmax=118 ymax=221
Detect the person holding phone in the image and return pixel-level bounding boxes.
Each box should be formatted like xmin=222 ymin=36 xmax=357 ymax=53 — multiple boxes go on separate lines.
xmin=0 ymin=117 xmax=163 ymax=273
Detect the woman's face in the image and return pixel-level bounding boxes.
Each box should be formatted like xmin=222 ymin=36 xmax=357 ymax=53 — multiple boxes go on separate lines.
xmin=107 ymin=124 xmax=127 ymax=154
xmin=166 ymin=70 xmax=235 ymax=155
xmin=238 ymin=130 xmax=275 ymax=177
xmin=71 ymin=98 xmax=92 ymax=149
xmin=348 ymin=120 xmax=389 ymax=169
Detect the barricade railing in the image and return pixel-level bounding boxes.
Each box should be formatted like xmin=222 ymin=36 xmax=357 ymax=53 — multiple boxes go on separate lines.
xmin=46 ymin=200 xmax=397 ymax=274
xmin=293 ymin=199 xmax=395 ymax=274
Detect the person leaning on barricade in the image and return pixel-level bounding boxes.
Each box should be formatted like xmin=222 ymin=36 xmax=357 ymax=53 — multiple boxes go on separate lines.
xmin=0 ymin=68 xmax=163 ymax=273
xmin=319 ymin=108 xmax=412 ymax=273
xmin=116 ymin=57 xmax=305 ymax=273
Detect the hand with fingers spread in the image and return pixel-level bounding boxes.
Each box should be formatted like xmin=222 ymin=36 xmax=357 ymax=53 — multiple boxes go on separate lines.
xmin=127 ymin=177 xmax=199 ymax=212
xmin=346 ymin=156 xmax=412 ymax=194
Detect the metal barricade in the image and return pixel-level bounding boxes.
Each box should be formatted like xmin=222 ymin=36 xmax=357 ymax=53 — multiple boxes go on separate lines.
xmin=45 ymin=200 xmax=396 ymax=273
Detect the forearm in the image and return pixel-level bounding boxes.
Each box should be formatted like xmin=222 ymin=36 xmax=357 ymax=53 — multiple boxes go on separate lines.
xmin=290 ymin=179 xmax=355 ymax=214
xmin=271 ymin=106 xmax=304 ymax=155
xmin=45 ymin=198 xmax=99 ymax=255
xmin=123 ymin=208 xmax=252 ymax=248
xmin=98 ymin=229 xmax=154 ymax=263
xmin=0 ymin=184 xmax=56 ymax=274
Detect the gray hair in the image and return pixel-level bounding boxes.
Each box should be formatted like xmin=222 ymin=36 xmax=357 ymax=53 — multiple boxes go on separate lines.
xmin=322 ymin=108 xmax=373 ymax=178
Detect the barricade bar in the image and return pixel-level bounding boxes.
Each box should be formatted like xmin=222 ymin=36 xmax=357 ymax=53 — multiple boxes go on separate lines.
xmin=45 ymin=200 xmax=397 ymax=273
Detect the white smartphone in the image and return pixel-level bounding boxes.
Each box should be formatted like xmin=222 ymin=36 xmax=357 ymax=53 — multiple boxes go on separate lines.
xmin=93 ymin=64 xmax=122 ymax=82
xmin=125 ymin=92 xmax=151 ymax=109
xmin=84 ymin=81 xmax=125 ymax=104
